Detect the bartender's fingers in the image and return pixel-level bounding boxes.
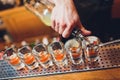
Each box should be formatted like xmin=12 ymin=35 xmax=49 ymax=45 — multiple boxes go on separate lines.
xmin=55 ymin=22 xmax=59 ymax=32
xmin=51 ymin=20 xmax=55 ymax=29
xmin=59 ymin=23 xmax=66 ymax=34
xmin=77 ymin=21 xmax=91 ymax=35
xmin=81 ymin=27 xmax=91 ymax=35
xmin=62 ymin=23 xmax=74 ymax=38
xmin=51 ymin=7 xmax=56 ymax=30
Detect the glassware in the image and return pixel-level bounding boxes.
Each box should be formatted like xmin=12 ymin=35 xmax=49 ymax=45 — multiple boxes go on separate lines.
xmin=85 ymin=36 xmax=100 ymax=62
xmin=24 ymin=0 xmax=54 ymax=26
xmin=3 ymin=48 xmax=25 ymax=70
xmin=32 ymin=43 xmax=53 ymax=68
xmin=18 ymin=46 xmax=39 ymax=70
xmin=48 ymin=41 xmax=68 ymax=67
xmin=65 ymin=38 xmax=83 ymax=65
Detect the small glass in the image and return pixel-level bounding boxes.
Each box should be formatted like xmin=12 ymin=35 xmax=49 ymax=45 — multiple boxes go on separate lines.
xmin=18 ymin=46 xmax=39 ymax=70
xmin=65 ymin=38 xmax=83 ymax=65
xmin=85 ymin=36 xmax=100 ymax=62
xmin=48 ymin=41 xmax=68 ymax=67
xmin=3 ymin=48 xmax=25 ymax=70
xmin=32 ymin=43 xmax=53 ymax=68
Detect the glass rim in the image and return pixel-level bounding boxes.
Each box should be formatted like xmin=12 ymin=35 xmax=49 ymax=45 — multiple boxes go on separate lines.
xmin=64 ymin=38 xmax=82 ymax=51
xmin=32 ymin=43 xmax=48 ymax=53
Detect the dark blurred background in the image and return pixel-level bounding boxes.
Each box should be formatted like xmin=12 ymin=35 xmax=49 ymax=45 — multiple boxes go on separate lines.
xmin=74 ymin=0 xmax=120 ymax=42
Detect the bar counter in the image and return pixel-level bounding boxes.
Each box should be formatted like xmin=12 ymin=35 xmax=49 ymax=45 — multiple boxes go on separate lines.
xmin=15 ymin=68 xmax=120 ymax=80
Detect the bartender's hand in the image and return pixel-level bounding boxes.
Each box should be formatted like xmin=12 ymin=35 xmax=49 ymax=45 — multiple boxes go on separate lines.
xmin=50 ymin=0 xmax=91 ymax=38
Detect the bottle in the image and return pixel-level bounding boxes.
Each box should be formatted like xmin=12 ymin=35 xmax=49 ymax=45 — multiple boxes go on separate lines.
xmin=24 ymin=0 xmax=54 ymax=26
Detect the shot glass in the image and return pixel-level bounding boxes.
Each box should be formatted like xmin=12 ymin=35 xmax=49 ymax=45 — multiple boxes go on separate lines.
xmin=3 ymin=48 xmax=25 ymax=70
xmin=65 ymin=38 xmax=83 ymax=65
xmin=32 ymin=43 xmax=53 ymax=68
xmin=85 ymin=36 xmax=100 ymax=62
xmin=18 ymin=46 xmax=39 ymax=70
xmin=48 ymin=41 xmax=68 ymax=67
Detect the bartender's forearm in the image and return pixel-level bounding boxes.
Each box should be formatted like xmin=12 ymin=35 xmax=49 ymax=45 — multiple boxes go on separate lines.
xmin=49 ymin=0 xmax=120 ymax=18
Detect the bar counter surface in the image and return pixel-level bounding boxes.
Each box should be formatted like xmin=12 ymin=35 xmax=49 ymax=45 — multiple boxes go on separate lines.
xmin=15 ymin=68 xmax=120 ymax=80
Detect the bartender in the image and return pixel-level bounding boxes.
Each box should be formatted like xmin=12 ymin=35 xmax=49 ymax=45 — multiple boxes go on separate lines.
xmin=49 ymin=0 xmax=117 ymax=42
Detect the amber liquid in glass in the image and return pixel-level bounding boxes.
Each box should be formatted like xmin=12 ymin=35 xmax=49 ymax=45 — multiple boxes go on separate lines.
xmin=37 ymin=51 xmax=53 ymax=68
xmin=53 ymin=49 xmax=67 ymax=67
xmin=10 ymin=54 xmax=20 ymax=65
xmin=69 ymin=47 xmax=83 ymax=64
xmin=24 ymin=54 xmax=35 ymax=65
xmin=9 ymin=53 xmax=25 ymax=70
xmin=70 ymin=47 xmax=81 ymax=60
xmin=88 ymin=48 xmax=97 ymax=58
xmin=39 ymin=52 xmax=50 ymax=63
xmin=23 ymin=53 xmax=39 ymax=70
xmin=54 ymin=49 xmax=65 ymax=61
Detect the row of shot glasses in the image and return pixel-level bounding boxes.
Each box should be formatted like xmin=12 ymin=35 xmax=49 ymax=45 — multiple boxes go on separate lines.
xmin=3 ymin=36 xmax=100 ymax=71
